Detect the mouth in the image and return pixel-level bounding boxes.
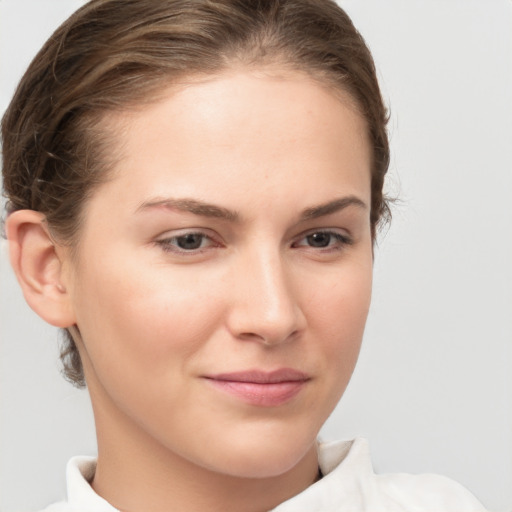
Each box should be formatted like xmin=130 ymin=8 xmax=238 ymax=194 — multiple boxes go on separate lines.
xmin=203 ymin=369 xmax=310 ymax=407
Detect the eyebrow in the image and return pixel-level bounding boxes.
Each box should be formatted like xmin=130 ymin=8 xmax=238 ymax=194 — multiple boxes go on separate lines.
xmin=136 ymin=198 xmax=240 ymax=222
xmin=300 ymin=195 xmax=367 ymax=220
xmin=136 ymin=195 xmax=367 ymax=222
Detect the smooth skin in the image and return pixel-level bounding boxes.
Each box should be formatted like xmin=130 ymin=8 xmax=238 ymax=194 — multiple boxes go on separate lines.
xmin=7 ymin=69 xmax=373 ymax=512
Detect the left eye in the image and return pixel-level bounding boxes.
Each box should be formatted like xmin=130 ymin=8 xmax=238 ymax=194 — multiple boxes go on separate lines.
xmin=156 ymin=232 xmax=215 ymax=253
xmin=293 ymin=231 xmax=352 ymax=249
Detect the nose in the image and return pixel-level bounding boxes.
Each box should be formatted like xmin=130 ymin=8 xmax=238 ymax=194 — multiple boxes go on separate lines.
xmin=225 ymin=248 xmax=306 ymax=346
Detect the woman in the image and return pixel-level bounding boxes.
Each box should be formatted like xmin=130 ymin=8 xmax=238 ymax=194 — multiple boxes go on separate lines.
xmin=1 ymin=0 xmax=492 ymax=510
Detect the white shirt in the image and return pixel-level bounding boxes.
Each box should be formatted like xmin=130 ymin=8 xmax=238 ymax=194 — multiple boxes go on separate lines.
xmin=41 ymin=438 xmax=487 ymax=512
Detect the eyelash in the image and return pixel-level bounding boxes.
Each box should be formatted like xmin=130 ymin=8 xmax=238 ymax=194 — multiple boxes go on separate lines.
xmin=155 ymin=232 xmax=220 ymax=254
xmin=154 ymin=229 xmax=353 ymax=256
xmin=292 ymin=230 xmax=353 ymax=251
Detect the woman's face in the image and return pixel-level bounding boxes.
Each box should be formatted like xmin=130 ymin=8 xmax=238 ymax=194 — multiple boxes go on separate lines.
xmin=63 ymin=70 xmax=373 ymax=478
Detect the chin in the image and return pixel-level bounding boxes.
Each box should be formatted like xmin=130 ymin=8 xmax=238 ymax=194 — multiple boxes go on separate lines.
xmin=202 ymin=428 xmax=318 ymax=479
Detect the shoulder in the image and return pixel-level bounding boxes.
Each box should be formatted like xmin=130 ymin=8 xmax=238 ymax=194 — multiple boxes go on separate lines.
xmin=316 ymin=438 xmax=488 ymax=512
xmin=38 ymin=503 xmax=80 ymax=512
xmin=375 ymin=471 xmax=487 ymax=511
xmin=38 ymin=456 xmax=118 ymax=512
xmin=39 ymin=505 xmax=68 ymax=512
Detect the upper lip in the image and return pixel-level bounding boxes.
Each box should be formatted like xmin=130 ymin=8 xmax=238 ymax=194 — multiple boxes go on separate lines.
xmin=204 ymin=368 xmax=310 ymax=383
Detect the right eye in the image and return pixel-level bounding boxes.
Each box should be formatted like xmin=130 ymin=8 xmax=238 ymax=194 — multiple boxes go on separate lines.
xmin=155 ymin=231 xmax=218 ymax=254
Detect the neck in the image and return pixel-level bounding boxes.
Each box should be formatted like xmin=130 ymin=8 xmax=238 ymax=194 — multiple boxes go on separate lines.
xmin=89 ymin=387 xmax=320 ymax=512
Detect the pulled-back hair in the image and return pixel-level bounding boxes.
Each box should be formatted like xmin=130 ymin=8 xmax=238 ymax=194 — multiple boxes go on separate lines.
xmin=2 ymin=0 xmax=389 ymax=387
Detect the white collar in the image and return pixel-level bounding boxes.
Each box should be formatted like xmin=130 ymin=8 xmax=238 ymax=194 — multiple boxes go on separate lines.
xmin=63 ymin=438 xmax=369 ymax=511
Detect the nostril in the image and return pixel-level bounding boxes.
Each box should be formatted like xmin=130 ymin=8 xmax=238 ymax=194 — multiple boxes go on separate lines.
xmin=236 ymin=328 xmax=301 ymax=346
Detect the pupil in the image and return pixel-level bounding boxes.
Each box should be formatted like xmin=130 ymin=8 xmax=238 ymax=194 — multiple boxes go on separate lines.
xmin=307 ymin=233 xmax=330 ymax=247
xmin=177 ymin=234 xmax=203 ymax=250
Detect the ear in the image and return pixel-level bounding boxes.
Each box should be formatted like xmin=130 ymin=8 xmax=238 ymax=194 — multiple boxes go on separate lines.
xmin=5 ymin=210 xmax=76 ymax=328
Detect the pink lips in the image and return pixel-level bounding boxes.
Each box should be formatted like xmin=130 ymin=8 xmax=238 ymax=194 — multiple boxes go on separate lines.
xmin=203 ymin=369 xmax=310 ymax=407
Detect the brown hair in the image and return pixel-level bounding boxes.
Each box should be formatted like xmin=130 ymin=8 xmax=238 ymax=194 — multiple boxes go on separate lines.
xmin=2 ymin=0 xmax=390 ymax=387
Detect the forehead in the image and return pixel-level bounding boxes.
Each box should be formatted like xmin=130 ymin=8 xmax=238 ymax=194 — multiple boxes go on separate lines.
xmin=89 ymin=70 xmax=371 ymax=218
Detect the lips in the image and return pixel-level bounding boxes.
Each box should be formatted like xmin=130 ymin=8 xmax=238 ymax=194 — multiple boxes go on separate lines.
xmin=203 ymin=369 xmax=310 ymax=407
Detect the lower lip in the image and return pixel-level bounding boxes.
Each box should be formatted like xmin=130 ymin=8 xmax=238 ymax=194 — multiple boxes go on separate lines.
xmin=205 ymin=379 xmax=307 ymax=406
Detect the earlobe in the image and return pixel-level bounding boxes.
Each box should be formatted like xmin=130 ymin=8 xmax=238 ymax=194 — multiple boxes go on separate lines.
xmin=6 ymin=210 xmax=76 ymax=328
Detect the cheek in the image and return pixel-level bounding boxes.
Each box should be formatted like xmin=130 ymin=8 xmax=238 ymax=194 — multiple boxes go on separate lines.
xmin=306 ymin=257 xmax=372 ymax=379
xmin=71 ymin=254 xmax=224 ymax=379
xmin=309 ymin=251 xmax=372 ymax=324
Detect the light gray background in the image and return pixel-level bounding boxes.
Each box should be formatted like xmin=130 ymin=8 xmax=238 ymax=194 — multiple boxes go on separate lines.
xmin=1 ymin=1 xmax=511 ymax=511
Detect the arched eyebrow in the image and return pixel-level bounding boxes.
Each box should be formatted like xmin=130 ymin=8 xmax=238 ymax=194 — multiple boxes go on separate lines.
xmin=300 ymin=196 xmax=367 ymax=220
xmin=136 ymin=195 xmax=367 ymax=222
xmin=136 ymin=198 xmax=240 ymax=222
